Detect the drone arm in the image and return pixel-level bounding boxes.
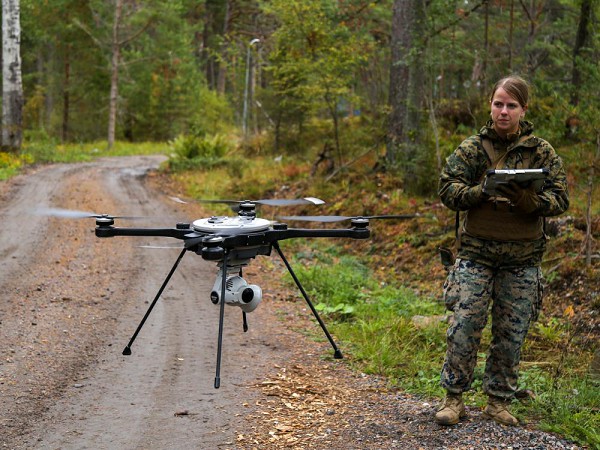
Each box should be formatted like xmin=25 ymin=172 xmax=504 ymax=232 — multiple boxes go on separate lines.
xmin=270 ymin=227 xmax=370 ymax=242
xmin=95 ymin=225 xmax=193 ymax=240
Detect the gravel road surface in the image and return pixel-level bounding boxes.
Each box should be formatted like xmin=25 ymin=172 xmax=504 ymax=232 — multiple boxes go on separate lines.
xmin=0 ymin=156 xmax=281 ymax=449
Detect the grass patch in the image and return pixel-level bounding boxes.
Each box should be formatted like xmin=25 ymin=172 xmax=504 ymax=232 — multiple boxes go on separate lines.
xmin=514 ymin=370 xmax=599 ymax=447
xmin=284 ymin=241 xmax=447 ymax=398
xmin=282 ymin=240 xmax=599 ymax=449
xmin=0 ymin=138 xmax=169 ymax=180
xmin=22 ymin=139 xmax=168 ymax=164
xmin=167 ymin=152 xmax=316 ymax=213
xmin=0 ymin=151 xmax=33 ymax=180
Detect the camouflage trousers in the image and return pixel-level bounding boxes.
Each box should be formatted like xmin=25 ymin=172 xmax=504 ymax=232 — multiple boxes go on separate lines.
xmin=440 ymin=258 xmax=543 ymax=399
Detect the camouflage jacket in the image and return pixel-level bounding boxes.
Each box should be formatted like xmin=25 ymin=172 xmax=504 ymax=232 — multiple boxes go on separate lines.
xmin=438 ymin=120 xmax=569 ymax=268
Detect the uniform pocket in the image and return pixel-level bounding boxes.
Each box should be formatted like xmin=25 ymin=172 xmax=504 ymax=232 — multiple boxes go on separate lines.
xmin=443 ymin=259 xmax=461 ymax=311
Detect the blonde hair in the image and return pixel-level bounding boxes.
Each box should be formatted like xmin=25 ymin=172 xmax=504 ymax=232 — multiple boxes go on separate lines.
xmin=490 ymin=75 xmax=529 ymax=107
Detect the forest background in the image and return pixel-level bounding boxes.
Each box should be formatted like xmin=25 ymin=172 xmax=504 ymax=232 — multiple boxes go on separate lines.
xmin=1 ymin=0 xmax=599 ymax=448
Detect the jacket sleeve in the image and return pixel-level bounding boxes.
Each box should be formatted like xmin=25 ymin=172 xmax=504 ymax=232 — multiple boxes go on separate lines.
xmin=535 ymin=141 xmax=569 ymax=217
xmin=438 ymin=137 xmax=489 ymax=211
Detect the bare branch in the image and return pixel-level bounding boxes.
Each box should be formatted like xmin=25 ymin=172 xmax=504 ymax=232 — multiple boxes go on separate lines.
xmin=426 ymin=0 xmax=488 ymax=42
xmin=72 ymin=18 xmax=106 ymax=49
xmin=118 ymin=16 xmax=155 ymax=47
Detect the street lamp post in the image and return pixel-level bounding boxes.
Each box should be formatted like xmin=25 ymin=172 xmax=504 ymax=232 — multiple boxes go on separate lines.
xmin=243 ymin=38 xmax=260 ymax=137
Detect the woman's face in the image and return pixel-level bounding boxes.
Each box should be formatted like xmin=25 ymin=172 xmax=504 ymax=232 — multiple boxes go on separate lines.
xmin=490 ymin=87 xmax=527 ymax=138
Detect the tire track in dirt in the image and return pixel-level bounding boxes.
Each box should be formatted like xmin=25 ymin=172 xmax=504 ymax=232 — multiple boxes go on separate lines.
xmin=0 ymin=156 xmax=281 ymax=449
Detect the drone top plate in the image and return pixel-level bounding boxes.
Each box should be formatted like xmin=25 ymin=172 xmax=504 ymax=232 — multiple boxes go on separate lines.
xmin=192 ymin=216 xmax=271 ymax=234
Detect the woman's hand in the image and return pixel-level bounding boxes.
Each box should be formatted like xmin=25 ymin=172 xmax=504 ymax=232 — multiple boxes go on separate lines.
xmin=495 ymin=180 xmax=541 ymax=214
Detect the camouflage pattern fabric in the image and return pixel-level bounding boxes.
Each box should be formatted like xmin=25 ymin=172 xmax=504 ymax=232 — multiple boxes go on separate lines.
xmin=458 ymin=232 xmax=547 ymax=269
xmin=437 ymin=120 xmax=567 ymax=400
xmin=439 ymin=120 xmax=569 ymax=265
xmin=441 ymin=258 xmax=543 ymax=399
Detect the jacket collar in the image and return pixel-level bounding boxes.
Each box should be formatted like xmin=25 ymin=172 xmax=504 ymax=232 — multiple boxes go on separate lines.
xmin=480 ymin=120 xmax=538 ymax=148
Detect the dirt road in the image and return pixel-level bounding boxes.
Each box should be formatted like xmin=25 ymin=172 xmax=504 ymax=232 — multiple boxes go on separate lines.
xmin=0 ymin=156 xmax=583 ymax=450
xmin=0 ymin=156 xmax=289 ymax=449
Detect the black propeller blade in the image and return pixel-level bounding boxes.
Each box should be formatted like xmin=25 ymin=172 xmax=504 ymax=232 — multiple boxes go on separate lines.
xmin=277 ymin=213 xmax=422 ymax=223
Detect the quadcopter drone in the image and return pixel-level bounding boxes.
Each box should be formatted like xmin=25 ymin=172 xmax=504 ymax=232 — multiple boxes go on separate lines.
xmin=39 ymin=198 xmax=417 ymax=388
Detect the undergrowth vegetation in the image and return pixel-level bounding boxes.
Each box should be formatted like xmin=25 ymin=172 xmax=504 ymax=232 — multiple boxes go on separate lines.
xmin=0 ymin=151 xmax=33 ymax=180
xmin=167 ymin=133 xmax=234 ymax=171
xmin=283 ymin=240 xmax=599 ymax=448
xmin=162 ymin=135 xmax=598 ymax=448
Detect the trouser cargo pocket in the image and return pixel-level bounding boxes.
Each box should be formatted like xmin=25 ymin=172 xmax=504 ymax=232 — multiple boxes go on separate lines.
xmin=443 ymin=259 xmax=461 ymax=312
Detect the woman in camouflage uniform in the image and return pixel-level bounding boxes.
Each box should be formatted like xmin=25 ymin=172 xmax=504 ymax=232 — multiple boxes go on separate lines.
xmin=435 ymin=75 xmax=569 ymax=426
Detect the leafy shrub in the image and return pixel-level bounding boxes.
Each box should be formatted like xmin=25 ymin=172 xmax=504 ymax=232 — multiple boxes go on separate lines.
xmin=190 ymin=88 xmax=235 ymax=136
xmin=167 ymin=133 xmax=232 ymax=171
xmin=171 ymin=133 xmax=230 ymax=160
xmin=0 ymin=151 xmax=32 ymax=180
xmin=21 ymin=130 xmax=62 ymax=163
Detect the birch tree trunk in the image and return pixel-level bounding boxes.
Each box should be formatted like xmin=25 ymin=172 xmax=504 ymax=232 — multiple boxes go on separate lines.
xmin=107 ymin=0 xmax=123 ymax=149
xmin=2 ymin=0 xmax=23 ymax=151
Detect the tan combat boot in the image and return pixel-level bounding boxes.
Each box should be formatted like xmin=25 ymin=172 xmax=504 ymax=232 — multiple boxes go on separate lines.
xmin=434 ymin=393 xmax=466 ymax=425
xmin=482 ymin=396 xmax=519 ymax=426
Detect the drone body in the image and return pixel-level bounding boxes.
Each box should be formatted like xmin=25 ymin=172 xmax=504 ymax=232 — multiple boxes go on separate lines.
xmin=193 ymin=214 xmax=271 ymax=313
xmin=40 ymin=198 xmax=416 ymax=388
xmin=91 ymin=199 xmax=371 ymax=387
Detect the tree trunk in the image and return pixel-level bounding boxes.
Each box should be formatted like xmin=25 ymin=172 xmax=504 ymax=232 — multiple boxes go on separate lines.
xmin=571 ymin=0 xmax=591 ymax=106
xmin=2 ymin=0 xmax=23 ymax=152
xmin=427 ymin=93 xmax=441 ymax=173
xmin=387 ymin=0 xmax=410 ymax=166
xmin=274 ymin=110 xmax=281 ymax=153
xmin=386 ymin=0 xmax=425 ymax=190
xmin=483 ymin=0 xmax=489 ymax=87
xmin=325 ymin=92 xmax=341 ymax=167
xmin=43 ymin=43 xmax=54 ymax=131
xmin=508 ymin=0 xmax=514 ymax=71
xmin=216 ymin=0 xmax=231 ymax=94
xmin=107 ymin=0 xmax=123 ymax=149
xmin=62 ymin=45 xmax=71 ymax=143
xmin=202 ymin=0 xmax=215 ymax=90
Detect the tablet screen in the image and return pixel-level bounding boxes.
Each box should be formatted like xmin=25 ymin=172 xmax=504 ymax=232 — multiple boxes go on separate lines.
xmin=483 ymin=168 xmax=549 ymax=196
